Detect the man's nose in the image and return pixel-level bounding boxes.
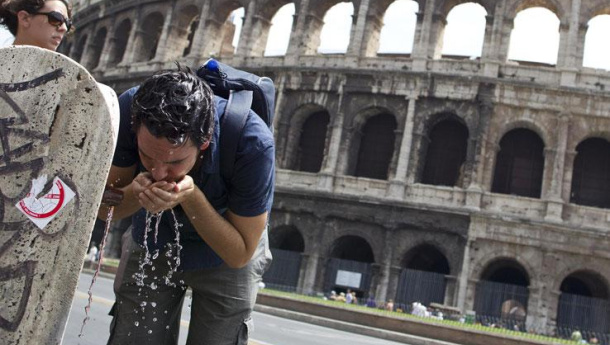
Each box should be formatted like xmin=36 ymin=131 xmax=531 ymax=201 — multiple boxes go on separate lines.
xmin=151 ymin=165 xmax=168 ymax=182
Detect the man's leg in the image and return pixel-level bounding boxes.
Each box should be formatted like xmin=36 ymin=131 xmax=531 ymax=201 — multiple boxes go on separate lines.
xmin=108 ymin=232 xmax=187 ymax=345
xmin=183 ymin=232 xmax=272 ymax=345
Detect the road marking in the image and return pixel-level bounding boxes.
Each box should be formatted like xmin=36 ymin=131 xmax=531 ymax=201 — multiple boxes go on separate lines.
xmin=74 ymin=291 xmax=271 ymax=345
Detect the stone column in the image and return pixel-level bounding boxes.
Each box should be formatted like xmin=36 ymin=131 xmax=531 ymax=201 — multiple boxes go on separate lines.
xmin=234 ymin=0 xmax=257 ymax=58
xmin=96 ymin=18 xmax=117 ymax=71
xmin=374 ymin=230 xmax=394 ymax=302
xmin=152 ymin=2 xmax=177 ymax=62
xmin=319 ymin=81 xmax=347 ymax=189
xmin=561 ymin=150 xmax=578 ymax=203
xmin=284 ymin=0 xmax=311 ymax=59
xmin=346 ymin=0 xmax=370 ymax=57
xmin=444 ymin=275 xmax=458 ymax=306
xmin=456 ymin=239 xmax=472 ymax=311
xmin=359 ymin=8 xmax=384 ymax=57
xmin=120 ymin=9 xmax=142 ymax=65
xmin=388 ymin=96 xmax=416 ymax=199
xmin=245 ymin=15 xmax=273 ymax=57
xmin=559 ymin=0 xmax=582 ymax=86
xmin=185 ymin=0 xmax=212 ymax=60
xmin=385 ymin=265 xmax=402 ymax=304
xmin=481 ymin=13 xmax=501 ymax=77
xmin=465 ymin=83 xmax=494 ymax=209
xmin=545 ymin=113 xmax=569 ymax=222
xmin=411 ymin=0 xmax=436 ymax=70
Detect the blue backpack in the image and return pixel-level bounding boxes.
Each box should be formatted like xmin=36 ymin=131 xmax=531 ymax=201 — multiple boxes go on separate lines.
xmin=196 ymin=59 xmax=275 ymax=180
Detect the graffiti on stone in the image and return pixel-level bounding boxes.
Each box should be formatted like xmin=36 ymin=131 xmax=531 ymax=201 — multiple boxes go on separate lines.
xmin=0 ymin=69 xmax=78 ymax=331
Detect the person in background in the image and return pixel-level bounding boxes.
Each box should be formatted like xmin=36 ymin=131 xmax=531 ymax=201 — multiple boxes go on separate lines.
xmin=0 ymin=0 xmax=72 ymax=51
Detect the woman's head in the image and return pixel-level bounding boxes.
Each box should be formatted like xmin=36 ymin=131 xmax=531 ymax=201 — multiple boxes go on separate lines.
xmin=0 ymin=0 xmax=72 ymax=51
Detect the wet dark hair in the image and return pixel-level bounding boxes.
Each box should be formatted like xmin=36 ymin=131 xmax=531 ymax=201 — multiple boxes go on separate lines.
xmin=132 ymin=66 xmax=215 ymax=148
xmin=0 ymin=0 xmax=72 ymax=36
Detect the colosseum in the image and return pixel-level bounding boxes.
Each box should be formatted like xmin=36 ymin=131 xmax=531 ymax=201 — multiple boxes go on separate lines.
xmin=64 ymin=0 xmax=610 ymax=340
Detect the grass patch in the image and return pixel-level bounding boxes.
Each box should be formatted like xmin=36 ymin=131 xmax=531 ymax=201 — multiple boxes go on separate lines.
xmin=101 ymin=258 xmax=120 ymax=267
xmin=260 ymin=288 xmax=581 ymax=345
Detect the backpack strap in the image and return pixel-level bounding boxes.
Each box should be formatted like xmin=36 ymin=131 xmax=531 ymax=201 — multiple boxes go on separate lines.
xmin=219 ymin=89 xmax=253 ymax=181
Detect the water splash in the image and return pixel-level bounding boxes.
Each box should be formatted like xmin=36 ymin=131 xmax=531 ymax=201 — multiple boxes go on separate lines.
xmin=79 ymin=206 xmax=114 ymax=338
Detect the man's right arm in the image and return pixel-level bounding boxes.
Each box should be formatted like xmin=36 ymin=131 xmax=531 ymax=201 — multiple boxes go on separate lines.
xmin=98 ymin=164 xmax=140 ymax=221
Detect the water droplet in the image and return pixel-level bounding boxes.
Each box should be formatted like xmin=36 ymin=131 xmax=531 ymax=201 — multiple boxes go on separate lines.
xmin=140 ymin=301 xmax=147 ymax=307
xmin=134 ymin=321 xmax=139 ymax=327
xmin=148 ymin=330 xmax=153 ymax=334
xmin=153 ymin=318 xmax=157 ymax=322
xmin=166 ymin=325 xmax=170 ymax=330
xmin=151 ymin=302 xmax=157 ymax=307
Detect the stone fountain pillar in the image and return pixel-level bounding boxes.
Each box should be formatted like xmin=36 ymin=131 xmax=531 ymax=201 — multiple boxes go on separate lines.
xmin=0 ymin=46 xmax=119 ymax=345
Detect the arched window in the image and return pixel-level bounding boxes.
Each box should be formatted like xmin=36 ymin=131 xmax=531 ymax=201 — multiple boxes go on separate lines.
xmin=583 ymin=15 xmax=610 ymax=70
xmin=396 ymin=244 xmax=450 ymax=306
xmin=354 ymin=114 xmax=397 ymax=180
xmin=108 ymin=20 xmax=131 ymax=65
xmin=421 ymin=119 xmax=469 ymax=187
xmin=507 ymin=7 xmax=560 ymax=65
xmin=570 ymin=138 xmax=610 ymax=208
xmin=296 ymin=111 xmax=330 ymax=173
xmin=88 ymin=27 xmax=107 ymax=69
xmin=475 ymin=259 xmax=530 ymax=329
xmin=318 ymin=2 xmax=354 ymax=54
xmin=492 ymin=128 xmax=544 ymax=198
xmin=183 ymin=15 xmax=200 ymax=57
xmin=72 ymin=35 xmax=88 ymax=63
xmin=134 ymin=12 xmax=164 ymax=62
xmin=264 ymin=3 xmax=295 ymax=56
xmin=377 ymin=0 xmax=418 ymax=54
xmin=441 ymin=2 xmax=487 ymax=58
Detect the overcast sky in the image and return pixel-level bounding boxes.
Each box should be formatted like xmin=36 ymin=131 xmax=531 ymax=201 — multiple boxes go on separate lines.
xmin=2 ymin=1 xmax=609 ymax=69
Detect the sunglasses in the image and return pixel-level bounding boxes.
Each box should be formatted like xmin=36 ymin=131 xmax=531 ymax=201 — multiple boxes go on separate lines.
xmin=33 ymin=11 xmax=72 ymax=31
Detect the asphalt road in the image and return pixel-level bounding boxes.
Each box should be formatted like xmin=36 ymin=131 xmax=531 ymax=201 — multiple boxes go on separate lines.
xmin=64 ymin=272 xmax=408 ymax=345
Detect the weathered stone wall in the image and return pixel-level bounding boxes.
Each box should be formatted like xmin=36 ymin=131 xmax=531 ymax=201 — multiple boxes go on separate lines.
xmin=67 ymin=0 xmax=610 ymax=336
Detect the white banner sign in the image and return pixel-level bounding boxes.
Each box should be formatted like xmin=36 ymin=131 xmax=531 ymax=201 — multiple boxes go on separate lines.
xmin=335 ymin=270 xmax=362 ymax=289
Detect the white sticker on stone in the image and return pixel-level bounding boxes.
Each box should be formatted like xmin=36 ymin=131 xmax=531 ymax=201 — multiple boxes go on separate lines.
xmin=15 ymin=175 xmax=76 ymax=229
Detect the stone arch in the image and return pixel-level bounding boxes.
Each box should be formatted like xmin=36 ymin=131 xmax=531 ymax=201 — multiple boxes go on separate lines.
xmin=507 ymin=0 xmax=565 ymax=21
xmin=401 ymin=242 xmax=451 ymax=274
xmin=269 ymin=224 xmax=305 ymax=252
xmin=552 ymin=265 xmax=610 ymax=296
xmin=264 ymin=2 xmax=296 ymax=56
xmin=348 ymin=109 xmax=398 ymax=179
xmin=437 ymin=0 xmax=495 ymax=18
xmin=570 ymin=137 xmax=610 ymax=208
xmin=86 ymin=26 xmax=108 ymax=70
xmin=173 ymin=3 xmax=201 ymax=57
xmin=506 ymin=4 xmax=561 ymax=65
xmin=569 ymin=131 xmax=610 ymax=152
xmin=72 ymin=33 xmax=88 ymax=63
xmin=420 ymin=117 xmax=469 ymax=187
xmin=556 ymin=269 xmax=610 ymax=335
xmin=316 ymin=1 xmax=355 ymax=54
xmin=581 ymin=3 xmax=610 ymax=24
xmin=582 ymin=14 xmax=610 ymax=70
xmin=472 ymin=252 xmax=536 ymax=287
xmin=492 ymin=119 xmax=550 ymax=149
xmin=376 ymin=0 xmax=419 ymax=55
xmin=108 ymin=19 xmax=131 ymax=65
xmin=491 ymin=127 xmax=545 ymax=198
xmin=133 ymin=11 xmax=164 ymax=62
xmin=281 ymin=102 xmax=331 ymax=169
xmin=440 ymin=2 xmax=488 ymax=58
xmin=328 ymin=235 xmax=376 ymax=263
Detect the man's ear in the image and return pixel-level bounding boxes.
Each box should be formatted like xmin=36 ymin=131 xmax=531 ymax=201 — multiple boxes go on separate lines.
xmin=17 ymin=10 xmax=31 ymax=28
xmin=200 ymin=141 xmax=210 ymax=151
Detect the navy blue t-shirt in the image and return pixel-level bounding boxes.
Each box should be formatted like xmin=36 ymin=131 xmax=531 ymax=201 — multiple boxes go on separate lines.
xmin=113 ymin=87 xmax=275 ymax=270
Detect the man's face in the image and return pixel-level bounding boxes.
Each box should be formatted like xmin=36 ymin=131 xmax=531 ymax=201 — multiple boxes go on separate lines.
xmin=136 ymin=126 xmax=205 ymax=183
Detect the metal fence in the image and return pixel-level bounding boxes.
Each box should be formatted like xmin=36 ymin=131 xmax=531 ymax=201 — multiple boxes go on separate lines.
xmin=474 ymin=280 xmax=529 ymax=331
xmin=323 ymin=258 xmax=372 ymax=296
xmin=395 ymin=268 xmax=446 ymax=307
xmin=556 ymin=293 xmax=610 ymax=344
xmin=262 ymin=248 xmax=302 ymax=292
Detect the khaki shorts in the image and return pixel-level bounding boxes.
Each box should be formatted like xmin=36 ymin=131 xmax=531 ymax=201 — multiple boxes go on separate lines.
xmin=107 ymin=229 xmax=271 ymax=345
